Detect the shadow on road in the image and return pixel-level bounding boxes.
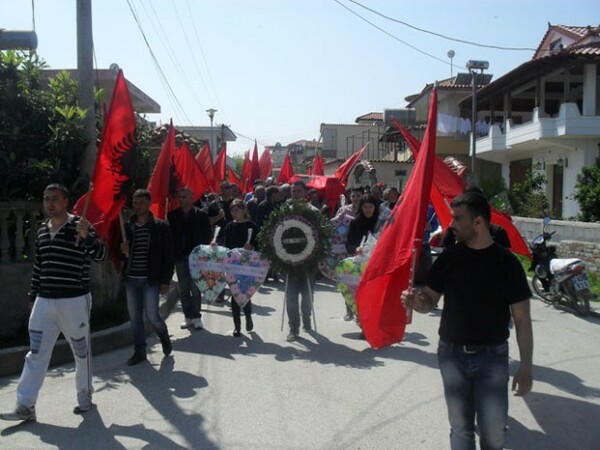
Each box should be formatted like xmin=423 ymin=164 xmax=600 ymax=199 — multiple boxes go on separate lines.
xmin=509 ymin=359 xmax=600 ymax=398
xmin=506 ymin=391 xmax=600 ymax=449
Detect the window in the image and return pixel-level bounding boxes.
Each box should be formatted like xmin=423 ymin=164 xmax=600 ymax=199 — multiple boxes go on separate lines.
xmin=549 ymin=38 xmax=564 ymax=53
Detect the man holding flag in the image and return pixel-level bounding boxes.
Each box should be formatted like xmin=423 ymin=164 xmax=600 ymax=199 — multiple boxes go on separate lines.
xmin=402 ymin=191 xmax=533 ymax=450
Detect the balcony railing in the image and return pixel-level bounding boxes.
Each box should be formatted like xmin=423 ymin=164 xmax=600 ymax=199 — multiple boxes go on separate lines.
xmin=0 ymin=202 xmax=42 ymax=264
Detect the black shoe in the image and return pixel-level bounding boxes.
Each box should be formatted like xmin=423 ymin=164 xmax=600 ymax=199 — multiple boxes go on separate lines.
xmin=343 ymin=312 xmax=354 ymax=321
xmin=127 ymin=352 xmax=147 ymax=366
xmin=233 ymin=329 xmax=241 ymax=337
xmin=245 ymin=316 xmax=254 ymax=332
xmin=286 ymin=331 xmax=298 ymax=342
xmin=302 ymin=323 xmax=312 ymax=332
xmin=161 ymin=337 xmax=172 ymax=356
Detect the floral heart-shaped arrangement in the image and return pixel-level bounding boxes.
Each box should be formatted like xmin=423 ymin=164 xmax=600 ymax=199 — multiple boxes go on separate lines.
xmin=189 ymin=245 xmax=229 ymax=303
xmin=224 ymin=248 xmax=270 ymax=307
xmin=334 ymin=254 xmax=369 ymax=316
xmin=319 ymin=213 xmax=353 ymax=280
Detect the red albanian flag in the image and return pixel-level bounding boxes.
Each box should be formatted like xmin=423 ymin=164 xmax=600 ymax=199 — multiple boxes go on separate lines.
xmin=73 ymin=69 xmax=137 ymax=239
xmin=228 ymin=166 xmax=244 ymax=191
xmin=241 ymin=150 xmax=251 ymax=193
xmin=334 ymin=144 xmax=367 ymax=186
xmin=147 ymin=120 xmax=177 ymax=219
xmin=277 ymin=152 xmax=294 ymax=184
xmin=250 ymin=140 xmax=260 ymax=184
xmin=174 ymin=141 xmax=211 ymax=202
xmin=213 ymin=145 xmax=227 ymax=187
xmin=259 ymin=147 xmax=273 ymax=181
xmin=195 ymin=143 xmax=215 ymax=191
xmin=394 ymin=122 xmax=531 ymax=258
xmin=312 ymin=154 xmax=324 ymax=176
xmin=355 ymin=88 xmax=438 ymax=349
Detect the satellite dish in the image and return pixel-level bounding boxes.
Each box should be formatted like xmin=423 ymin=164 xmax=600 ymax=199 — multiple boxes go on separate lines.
xmin=109 ymin=63 xmax=120 ymax=74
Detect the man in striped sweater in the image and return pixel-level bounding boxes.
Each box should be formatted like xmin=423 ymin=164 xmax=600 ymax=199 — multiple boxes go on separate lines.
xmin=120 ymin=189 xmax=174 ymax=366
xmin=1 ymin=184 xmax=107 ymax=422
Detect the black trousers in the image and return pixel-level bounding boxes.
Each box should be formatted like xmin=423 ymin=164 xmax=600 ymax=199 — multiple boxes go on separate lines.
xmin=232 ymin=300 xmax=252 ymax=331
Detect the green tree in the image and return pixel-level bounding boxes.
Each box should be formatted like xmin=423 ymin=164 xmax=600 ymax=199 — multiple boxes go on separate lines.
xmin=509 ymin=171 xmax=549 ymax=218
xmin=0 ymin=51 xmax=90 ymax=200
xmin=573 ymin=159 xmax=600 ymax=222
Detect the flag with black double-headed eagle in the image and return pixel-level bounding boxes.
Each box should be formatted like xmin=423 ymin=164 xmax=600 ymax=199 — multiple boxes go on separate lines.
xmin=73 ymin=69 xmax=137 ymax=239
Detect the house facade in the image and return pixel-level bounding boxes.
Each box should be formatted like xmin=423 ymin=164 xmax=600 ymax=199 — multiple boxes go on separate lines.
xmin=464 ymin=24 xmax=600 ymax=218
xmin=403 ymin=73 xmax=495 ymax=178
xmin=319 ymin=118 xmax=393 ymax=161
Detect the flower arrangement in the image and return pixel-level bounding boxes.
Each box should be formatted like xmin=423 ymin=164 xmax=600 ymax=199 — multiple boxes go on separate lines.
xmin=258 ymin=200 xmax=331 ymax=275
xmin=188 ymin=244 xmax=229 ymax=303
xmin=319 ymin=213 xmax=353 ymax=280
xmin=224 ymin=248 xmax=270 ymax=307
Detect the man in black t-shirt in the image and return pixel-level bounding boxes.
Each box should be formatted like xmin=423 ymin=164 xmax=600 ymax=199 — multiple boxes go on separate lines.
xmin=402 ymin=191 xmax=533 ymax=450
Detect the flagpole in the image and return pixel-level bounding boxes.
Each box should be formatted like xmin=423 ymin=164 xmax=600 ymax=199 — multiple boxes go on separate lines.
xmin=407 ymin=238 xmax=421 ymax=324
xmin=119 ymin=210 xmax=129 ymax=257
xmin=75 ymin=182 xmax=93 ymax=246
xmin=281 ymin=274 xmax=288 ymax=331
xmin=308 ymin=276 xmax=317 ymax=332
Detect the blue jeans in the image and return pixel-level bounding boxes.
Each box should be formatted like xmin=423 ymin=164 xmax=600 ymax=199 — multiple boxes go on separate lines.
xmin=125 ymin=277 xmax=169 ymax=353
xmin=175 ymin=260 xmax=202 ymax=319
xmin=437 ymin=340 xmax=509 ymax=450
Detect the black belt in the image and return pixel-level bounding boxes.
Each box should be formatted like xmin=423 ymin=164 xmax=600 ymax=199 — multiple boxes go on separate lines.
xmin=441 ymin=339 xmax=503 ymax=354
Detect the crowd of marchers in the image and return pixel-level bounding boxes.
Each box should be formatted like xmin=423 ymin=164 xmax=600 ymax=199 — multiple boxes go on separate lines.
xmin=2 ymin=180 xmax=533 ymax=450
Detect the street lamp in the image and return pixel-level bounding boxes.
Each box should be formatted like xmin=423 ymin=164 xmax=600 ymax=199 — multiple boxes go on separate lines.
xmin=206 ymin=108 xmax=218 ymax=160
xmin=466 ymin=60 xmax=489 ymax=182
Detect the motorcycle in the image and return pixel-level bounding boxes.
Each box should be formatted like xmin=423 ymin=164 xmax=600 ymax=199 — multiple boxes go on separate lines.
xmin=529 ymin=217 xmax=596 ymax=316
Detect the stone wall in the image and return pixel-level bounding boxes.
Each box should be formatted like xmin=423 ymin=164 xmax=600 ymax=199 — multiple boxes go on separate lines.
xmin=556 ymin=241 xmax=600 ymax=274
xmin=513 ymin=216 xmax=600 ymax=274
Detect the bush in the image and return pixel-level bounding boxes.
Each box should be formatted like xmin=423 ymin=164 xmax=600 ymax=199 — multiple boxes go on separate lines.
xmin=573 ymin=159 xmax=600 ymax=222
xmin=509 ymin=171 xmax=549 ymax=218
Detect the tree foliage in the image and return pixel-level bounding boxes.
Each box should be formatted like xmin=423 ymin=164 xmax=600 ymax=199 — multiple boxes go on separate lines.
xmin=573 ymin=159 xmax=600 ymax=222
xmin=508 ymin=170 xmax=549 ymax=218
xmin=0 ymin=51 xmax=91 ymax=200
xmin=0 ymin=50 xmax=157 ymax=203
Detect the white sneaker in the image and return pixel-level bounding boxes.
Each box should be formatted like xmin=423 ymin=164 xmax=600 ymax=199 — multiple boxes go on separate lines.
xmin=192 ymin=318 xmax=204 ymax=330
xmin=180 ymin=318 xmax=192 ymax=329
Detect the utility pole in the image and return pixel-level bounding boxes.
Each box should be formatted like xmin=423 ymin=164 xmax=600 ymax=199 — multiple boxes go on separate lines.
xmin=77 ymin=0 xmax=97 ymax=178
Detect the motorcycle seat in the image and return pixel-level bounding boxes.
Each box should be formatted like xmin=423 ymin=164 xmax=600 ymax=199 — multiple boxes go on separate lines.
xmin=550 ymin=258 xmax=583 ymax=274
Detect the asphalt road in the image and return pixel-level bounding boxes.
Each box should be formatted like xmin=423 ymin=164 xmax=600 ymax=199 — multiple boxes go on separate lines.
xmin=1 ymin=279 xmax=599 ymax=450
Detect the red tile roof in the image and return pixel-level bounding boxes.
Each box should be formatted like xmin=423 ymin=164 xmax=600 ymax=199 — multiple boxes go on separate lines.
xmin=355 ymin=112 xmax=384 ymax=122
xmin=534 ymin=24 xmax=600 ymax=59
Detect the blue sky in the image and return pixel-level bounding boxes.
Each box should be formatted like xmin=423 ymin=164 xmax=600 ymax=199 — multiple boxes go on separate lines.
xmin=2 ymin=0 xmax=598 ymax=155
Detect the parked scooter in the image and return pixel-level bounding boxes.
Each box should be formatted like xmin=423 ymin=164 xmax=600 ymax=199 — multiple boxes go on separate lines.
xmin=529 ymin=217 xmax=596 ymax=316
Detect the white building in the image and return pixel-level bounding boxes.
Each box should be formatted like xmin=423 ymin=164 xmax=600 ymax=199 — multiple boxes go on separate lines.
xmin=463 ymin=24 xmax=600 ymax=218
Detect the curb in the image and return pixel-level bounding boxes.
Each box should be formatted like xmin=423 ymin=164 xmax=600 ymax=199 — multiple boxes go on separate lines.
xmin=0 ymin=285 xmax=180 ymax=378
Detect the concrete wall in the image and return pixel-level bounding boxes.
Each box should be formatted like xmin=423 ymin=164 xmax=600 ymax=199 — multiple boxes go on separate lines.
xmin=513 ymin=216 xmax=600 ymax=244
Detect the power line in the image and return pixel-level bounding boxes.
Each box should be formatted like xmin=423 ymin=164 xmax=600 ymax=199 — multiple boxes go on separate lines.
xmin=185 ymin=0 xmax=222 ymax=106
xmin=333 ymin=0 xmax=450 ymax=65
xmin=169 ymin=0 xmax=217 ymax=107
xmin=140 ymin=0 xmax=207 ymax=114
xmin=126 ymin=0 xmax=192 ymax=124
xmin=346 ymin=0 xmax=537 ymax=51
